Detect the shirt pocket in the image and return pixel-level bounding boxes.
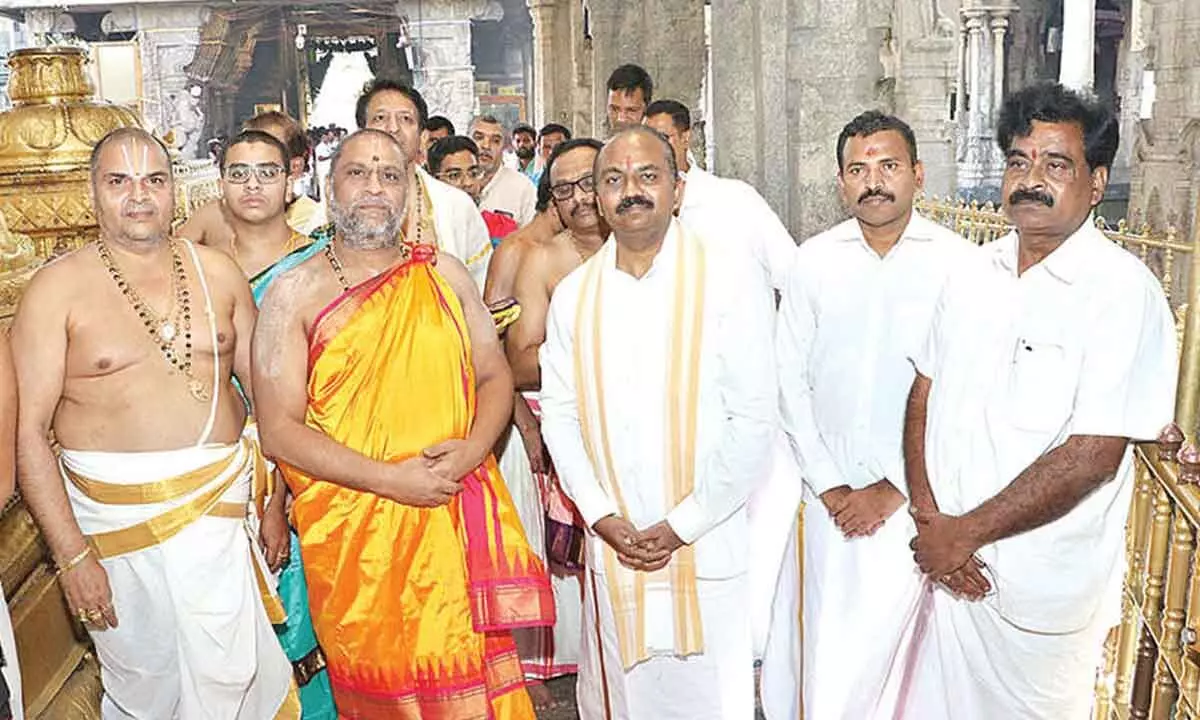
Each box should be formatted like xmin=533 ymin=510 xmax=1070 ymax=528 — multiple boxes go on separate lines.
xmin=1007 ymin=337 xmax=1074 ymax=433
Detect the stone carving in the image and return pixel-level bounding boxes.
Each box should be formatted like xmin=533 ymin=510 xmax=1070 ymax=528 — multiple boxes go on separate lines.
xmin=923 ymin=0 xmax=957 ymax=39
xmin=166 ymin=87 xmax=204 ymax=159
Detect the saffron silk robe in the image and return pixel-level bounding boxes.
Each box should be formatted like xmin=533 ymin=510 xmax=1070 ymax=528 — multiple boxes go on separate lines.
xmin=280 ymin=249 xmax=554 ymax=718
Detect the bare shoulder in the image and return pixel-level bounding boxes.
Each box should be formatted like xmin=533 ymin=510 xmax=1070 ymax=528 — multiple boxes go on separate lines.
xmin=188 ymin=241 xmax=247 ymax=289
xmin=177 ymin=199 xmax=227 ymax=246
xmin=19 ymin=245 xmax=96 ymax=306
xmin=436 ymin=251 xmax=476 ymax=296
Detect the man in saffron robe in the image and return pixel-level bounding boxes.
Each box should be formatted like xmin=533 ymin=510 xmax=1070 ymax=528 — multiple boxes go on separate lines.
xmin=254 ymin=128 xmax=553 ymax=718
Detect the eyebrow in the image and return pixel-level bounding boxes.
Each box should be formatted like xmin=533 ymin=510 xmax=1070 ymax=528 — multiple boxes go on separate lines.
xmin=103 ymin=170 xmax=168 ymax=179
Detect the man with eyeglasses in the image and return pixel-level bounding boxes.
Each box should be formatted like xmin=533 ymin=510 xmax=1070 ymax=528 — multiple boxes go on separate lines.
xmin=472 ymin=115 xmax=537 ymax=226
xmin=206 ymin=128 xmax=337 ymax=718
xmin=428 ymin=135 xmax=519 ymax=248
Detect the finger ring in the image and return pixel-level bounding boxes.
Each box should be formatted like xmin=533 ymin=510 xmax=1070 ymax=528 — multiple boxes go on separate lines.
xmin=76 ymin=609 xmax=90 ymax=623
xmin=87 ymin=608 xmax=104 ymax=620
xmin=941 ymin=575 xmax=952 ymax=583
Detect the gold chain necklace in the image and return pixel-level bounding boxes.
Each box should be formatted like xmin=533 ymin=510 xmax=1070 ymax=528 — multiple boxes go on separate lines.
xmin=96 ymin=239 xmax=209 ymax=402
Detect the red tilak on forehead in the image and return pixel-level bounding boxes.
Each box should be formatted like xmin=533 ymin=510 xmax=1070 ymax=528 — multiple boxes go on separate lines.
xmin=624 ymin=156 xmax=633 ymax=172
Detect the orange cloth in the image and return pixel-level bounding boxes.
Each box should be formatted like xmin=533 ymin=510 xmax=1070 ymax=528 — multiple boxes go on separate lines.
xmin=280 ymin=249 xmax=553 ymax=719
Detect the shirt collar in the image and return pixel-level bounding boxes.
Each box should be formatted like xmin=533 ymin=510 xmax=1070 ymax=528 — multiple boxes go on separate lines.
xmin=993 ymin=217 xmax=1100 ymax=284
xmin=834 ymin=211 xmax=938 ymax=251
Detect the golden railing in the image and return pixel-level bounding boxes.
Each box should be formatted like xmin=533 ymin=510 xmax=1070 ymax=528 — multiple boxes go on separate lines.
xmin=919 ymin=195 xmax=1200 ymax=719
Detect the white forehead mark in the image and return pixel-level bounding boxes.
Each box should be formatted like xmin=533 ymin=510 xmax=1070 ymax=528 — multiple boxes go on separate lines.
xmin=117 ymin=139 xmax=155 ymax=178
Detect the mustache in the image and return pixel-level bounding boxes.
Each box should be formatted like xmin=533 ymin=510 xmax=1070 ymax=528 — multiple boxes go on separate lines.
xmin=1008 ymin=188 xmax=1055 ymax=207
xmin=615 ymin=196 xmax=654 ymax=214
xmin=858 ymin=188 xmax=895 ymax=204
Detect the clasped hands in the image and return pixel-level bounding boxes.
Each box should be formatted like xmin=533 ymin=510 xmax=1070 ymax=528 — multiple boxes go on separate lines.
xmin=593 ymin=515 xmax=685 ymax=572
xmin=908 ymin=506 xmax=992 ymax=601
xmin=378 ymin=439 xmax=486 ymax=507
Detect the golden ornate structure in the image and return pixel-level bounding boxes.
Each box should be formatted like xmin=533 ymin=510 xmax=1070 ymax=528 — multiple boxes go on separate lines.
xmin=0 ymin=46 xmax=220 ymax=719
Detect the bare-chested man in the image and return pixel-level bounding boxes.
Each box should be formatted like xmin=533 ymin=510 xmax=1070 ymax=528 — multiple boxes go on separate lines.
xmin=253 ymin=128 xmax=551 ymax=717
xmin=11 ymin=127 xmax=295 ymax=718
xmin=178 ymin=111 xmax=325 ymax=248
xmin=497 ymin=138 xmax=608 ymax=700
xmin=207 ymin=128 xmax=336 ymax=719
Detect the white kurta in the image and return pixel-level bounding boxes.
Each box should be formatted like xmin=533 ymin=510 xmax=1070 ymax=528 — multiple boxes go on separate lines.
xmin=901 ymin=222 xmax=1177 ymax=719
xmin=679 ymin=165 xmax=797 ymax=293
xmin=418 ymin=166 xmax=493 ymax=289
xmin=480 ymin=166 xmax=538 ymax=227
xmin=540 ymin=222 xmax=776 ymax=720
xmin=776 ymin=213 xmax=975 ymax=719
xmin=678 ymin=165 xmax=803 ymax=718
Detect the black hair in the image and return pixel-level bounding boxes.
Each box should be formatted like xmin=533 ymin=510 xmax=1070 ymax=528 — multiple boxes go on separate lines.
xmin=221 ymin=129 xmax=289 ymax=171
xmin=512 ymin=123 xmax=537 ymax=142
xmin=425 ymin=115 xmax=456 ymax=136
xmin=536 ymin=169 xmax=553 ymax=212
xmin=427 ymin=135 xmax=480 ymax=175
xmin=645 ymin=100 xmax=691 ymax=131
xmin=244 ymin=110 xmax=309 ymax=171
xmin=836 ymin=111 xmax=919 ymax=170
xmin=355 ymin=79 xmax=429 ymax=130
xmin=996 ymin=81 xmax=1119 ymax=170
xmin=538 ymin=123 xmax=572 ymax=141
xmin=606 ymin=64 xmax=653 ymax=103
xmin=544 ymin=137 xmax=605 ymax=188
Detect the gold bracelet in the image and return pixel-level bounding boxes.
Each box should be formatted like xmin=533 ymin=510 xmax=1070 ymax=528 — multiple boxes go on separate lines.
xmin=55 ymin=547 xmax=92 ymax=577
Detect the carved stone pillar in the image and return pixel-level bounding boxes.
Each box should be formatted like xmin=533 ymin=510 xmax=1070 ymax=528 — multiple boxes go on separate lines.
xmin=1060 ymin=0 xmax=1096 ymax=91
xmin=957 ymin=8 xmax=989 ymax=193
xmin=404 ymin=0 xmax=502 ymax=136
xmin=989 ymin=11 xmax=1010 ymax=126
xmin=526 ymin=0 xmax=558 ymax=128
xmin=99 ymin=6 xmax=209 ymax=157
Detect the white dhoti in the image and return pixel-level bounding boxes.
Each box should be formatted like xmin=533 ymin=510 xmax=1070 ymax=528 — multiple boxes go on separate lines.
xmin=60 ymin=439 xmax=296 ymax=720
xmin=577 ymin=570 xmax=753 ymax=720
xmin=801 ymin=483 xmax=924 ymax=720
xmin=498 ymin=398 xmax=582 ymax=681
xmin=897 ymin=586 xmax=1110 ymax=720
xmin=0 ymin=583 xmax=21 ymax=720
xmin=747 ymin=437 xmax=803 ymax=720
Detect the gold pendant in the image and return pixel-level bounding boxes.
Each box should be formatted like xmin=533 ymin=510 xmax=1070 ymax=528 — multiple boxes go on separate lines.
xmin=188 ymin=379 xmax=211 ymax=402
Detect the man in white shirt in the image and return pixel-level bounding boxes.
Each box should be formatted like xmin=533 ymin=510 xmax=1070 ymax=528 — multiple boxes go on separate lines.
xmin=472 ymin=115 xmax=538 ymax=226
xmin=357 ymin=81 xmax=493 ymax=288
xmin=777 ymin=111 xmax=975 ymax=720
xmin=645 ymin=99 xmax=802 ymax=718
xmin=540 ymin=127 xmax=776 ymax=720
xmin=644 ymin=100 xmax=797 ymax=293
xmin=902 ymin=82 xmax=1177 ymax=719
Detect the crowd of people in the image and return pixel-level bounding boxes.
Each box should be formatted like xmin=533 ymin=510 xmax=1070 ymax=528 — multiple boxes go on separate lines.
xmin=0 ymin=59 xmax=1178 ymax=720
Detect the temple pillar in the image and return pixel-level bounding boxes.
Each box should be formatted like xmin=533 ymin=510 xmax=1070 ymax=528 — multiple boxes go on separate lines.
xmin=1060 ymin=0 xmax=1096 ymax=91
xmin=526 ymin=0 xmax=558 ymax=128
xmin=402 ymin=0 xmax=503 ymax=136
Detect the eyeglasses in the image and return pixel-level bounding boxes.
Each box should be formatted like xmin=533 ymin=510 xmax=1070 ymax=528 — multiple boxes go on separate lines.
xmin=437 ymin=166 xmax=486 ymax=183
xmin=550 ymin=175 xmax=596 ymax=201
xmin=224 ymin=163 xmax=286 ymax=184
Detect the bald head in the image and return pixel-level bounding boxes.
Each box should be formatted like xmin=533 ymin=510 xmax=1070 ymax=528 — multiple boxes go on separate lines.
xmin=596 ymin=126 xmax=677 ymax=180
xmin=90 ymin=127 xmax=172 ymax=188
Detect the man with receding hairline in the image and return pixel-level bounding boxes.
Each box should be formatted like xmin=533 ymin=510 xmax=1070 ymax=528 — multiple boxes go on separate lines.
xmin=900 ymin=82 xmax=1176 ymax=719
xmin=12 ymin=126 xmax=295 ymax=719
xmin=254 ymin=128 xmax=552 ymax=718
xmin=540 ymin=126 xmax=774 ymax=719
xmin=357 ymin=80 xmax=493 ymax=288
xmin=472 ymin=115 xmax=537 ymax=226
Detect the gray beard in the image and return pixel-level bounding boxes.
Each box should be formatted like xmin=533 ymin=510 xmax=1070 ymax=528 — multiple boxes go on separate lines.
xmin=328 ymin=197 xmax=407 ymax=250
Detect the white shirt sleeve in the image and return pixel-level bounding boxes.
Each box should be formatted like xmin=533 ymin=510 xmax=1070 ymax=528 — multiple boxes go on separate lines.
xmin=776 ymin=263 xmax=851 ymax=496
xmin=539 ymin=283 xmax=621 ymax=528
xmin=740 ymin=184 xmax=798 ymax=292
xmin=912 ymin=278 xmax=950 ymax=380
xmin=1069 ymin=277 xmax=1177 ymax=440
xmin=516 ymin=177 xmax=538 ymax=227
xmin=666 ymin=252 xmax=777 ymax=544
xmin=452 ymin=193 xmax=493 ymax=290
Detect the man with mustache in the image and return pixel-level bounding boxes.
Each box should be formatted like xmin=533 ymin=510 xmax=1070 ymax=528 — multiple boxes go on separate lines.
xmin=473 ymin=115 xmax=537 ymax=226
xmin=501 ymin=138 xmax=608 ymax=705
xmin=253 ymin=129 xmax=553 ymax=718
xmin=900 ymin=83 xmax=1176 ymax=718
xmin=540 ymin=127 xmax=775 ymax=719
xmin=512 ymin=123 xmax=539 ymax=182
xmin=357 ymin=80 xmax=493 ymax=288
xmin=12 ymin=127 xmax=294 ymax=718
xmin=777 ymin=111 xmax=973 ymax=719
